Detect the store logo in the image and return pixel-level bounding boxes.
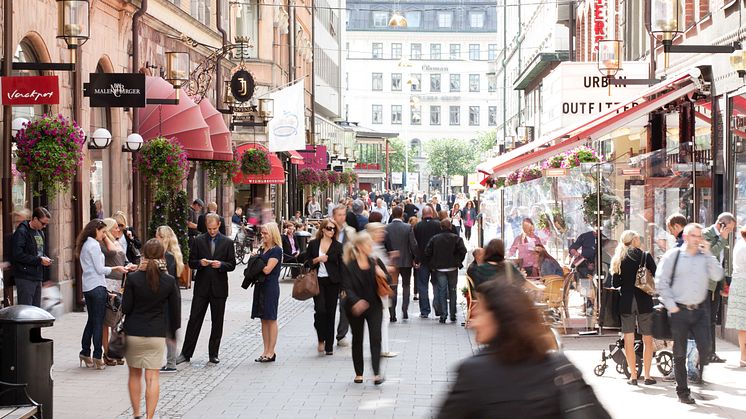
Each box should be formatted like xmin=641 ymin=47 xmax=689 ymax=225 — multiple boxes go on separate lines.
xmin=1 ymin=76 xmax=59 ymax=105
xmin=84 ymin=73 xmax=145 ymax=108
xmin=94 ymin=83 xmax=142 ymax=98
xmin=230 ymin=69 xmax=255 ymax=103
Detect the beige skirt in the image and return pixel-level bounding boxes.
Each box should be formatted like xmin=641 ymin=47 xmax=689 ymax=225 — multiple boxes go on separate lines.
xmin=125 ymin=336 xmax=165 ymax=369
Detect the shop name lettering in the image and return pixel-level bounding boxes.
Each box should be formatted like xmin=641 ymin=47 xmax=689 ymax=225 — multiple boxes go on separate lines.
xmin=6 ymin=89 xmax=54 ymax=102
xmin=94 ymin=83 xmax=141 ymax=97
xmin=563 ymin=101 xmax=639 ymax=114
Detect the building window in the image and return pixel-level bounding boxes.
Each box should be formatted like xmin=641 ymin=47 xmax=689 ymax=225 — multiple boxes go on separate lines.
xmin=437 ymin=11 xmax=453 ymax=28
xmin=372 ymin=72 xmax=383 ymax=91
xmin=450 ymin=44 xmax=461 ymax=60
xmin=373 ymin=11 xmax=388 ymax=28
xmin=469 ymin=12 xmax=485 ymax=28
xmin=411 ymin=106 xmax=421 ymax=125
xmin=450 ymin=74 xmax=460 ymax=92
xmin=411 ymin=43 xmax=422 ymax=59
xmin=449 ymin=106 xmax=460 ymax=125
xmin=430 ymin=74 xmax=441 ymax=92
xmin=391 ymin=105 xmax=402 ymax=124
xmin=372 ymin=104 xmax=383 ymax=124
xmin=488 ymin=77 xmax=497 ymax=92
xmin=469 ymin=106 xmax=480 ymax=125
xmin=391 ymin=43 xmax=402 ymax=59
xmin=405 ymin=11 xmax=421 ymax=27
xmin=488 ymin=44 xmax=498 ymax=60
xmin=488 ymin=106 xmax=497 ymax=126
xmin=430 ymin=44 xmax=441 ymax=60
xmin=469 ymin=74 xmax=480 ymax=92
xmin=469 ymin=44 xmax=480 ymax=61
xmin=409 ymin=73 xmax=421 ymax=91
xmin=430 ymin=105 xmax=441 ymax=125
xmin=391 ymin=73 xmax=402 ymax=91
xmin=190 ymin=0 xmax=211 ymax=26
xmin=372 ymin=43 xmax=383 ymax=59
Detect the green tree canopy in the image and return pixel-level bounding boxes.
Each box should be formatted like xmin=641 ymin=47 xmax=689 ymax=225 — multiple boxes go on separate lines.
xmin=425 ymin=138 xmax=475 ymax=178
xmin=388 ymin=138 xmax=417 ymax=173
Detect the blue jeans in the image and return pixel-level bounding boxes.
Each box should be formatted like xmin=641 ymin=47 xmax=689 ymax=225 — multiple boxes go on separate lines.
xmin=434 ymin=270 xmax=458 ymax=320
xmin=417 ymin=263 xmax=432 ymax=316
xmin=81 ymin=286 xmax=108 ymax=359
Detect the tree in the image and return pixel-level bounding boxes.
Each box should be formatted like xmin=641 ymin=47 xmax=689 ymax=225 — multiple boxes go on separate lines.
xmin=388 ymin=138 xmax=417 ymax=173
xmin=425 ymin=138 xmax=474 ymax=178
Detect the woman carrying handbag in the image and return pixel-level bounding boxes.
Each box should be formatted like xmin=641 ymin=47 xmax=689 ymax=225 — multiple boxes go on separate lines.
xmin=306 ymin=219 xmax=343 ymax=355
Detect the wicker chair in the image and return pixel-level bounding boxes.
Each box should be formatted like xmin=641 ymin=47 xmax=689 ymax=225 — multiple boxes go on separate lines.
xmin=542 ymin=274 xmax=567 ymax=333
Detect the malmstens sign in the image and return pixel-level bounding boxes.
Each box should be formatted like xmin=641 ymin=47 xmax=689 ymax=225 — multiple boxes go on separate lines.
xmin=1 ymin=76 xmax=60 ymax=105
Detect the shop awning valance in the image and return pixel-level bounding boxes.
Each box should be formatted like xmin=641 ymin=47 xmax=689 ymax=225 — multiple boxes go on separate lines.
xmin=198 ymin=98 xmax=233 ymax=161
xmin=233 ymin=143 xmax=285 ymax=185
xmin=288 ymin=150 xmax=304 ymax=164
xmin=479 ymin=69 xmax=705 ymax=178
xmin=138 ymin=76 xmax=213 ymax=160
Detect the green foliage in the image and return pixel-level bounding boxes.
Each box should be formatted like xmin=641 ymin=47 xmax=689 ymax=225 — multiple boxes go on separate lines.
xmin=425 ymin=138 xmax=477 ymax=177
xmin=148 ymin=190 xmax=190 ymax=264
xmin=135 ymin=137 xmax=189 ymax=195
xmin=582 ymin=192 xmax=624 ymax=228
xmin=240 ymin=148 xmax=271 ymax=175
xmin=388 ymin=138 xmax=417 ymax=173
xmin=148 ymin=191 xmax=170 ymax=239
xmin=202 ymin=153 xmax=239 ymax=189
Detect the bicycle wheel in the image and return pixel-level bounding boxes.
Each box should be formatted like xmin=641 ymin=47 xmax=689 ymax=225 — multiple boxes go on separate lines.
xmin=656 ymin=351 xmax=674 ymax=376
xmin=235 ymin=241 xmax=245 ymax=265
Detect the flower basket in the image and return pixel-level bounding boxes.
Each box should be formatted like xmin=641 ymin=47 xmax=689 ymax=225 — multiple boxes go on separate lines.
xmin=341 ymin=170 xmax=357 ymax=185
xmin=326 ymin=170 xmax=341 ymax=185
xmin=519 ymin=165 xmax=543 ymax=183
xmin=202 ymin=151 xmax=240 ymax=188
xmin=240 ymin=147 xmax=271 ymax=175
xmin=298 ymin=168 xmax=320 ymax=187
xmin=494 ymin=177 xmax=506 ymax=188
xmin=135 ymin=137 xmax=189 ymax=194
xmin=14 ymin=114 xmax=85 ymax=199
xmin=582 ymin=192 xmax=624 ymax=228
xmin=317 ymin=170 xmax=330 ymax=190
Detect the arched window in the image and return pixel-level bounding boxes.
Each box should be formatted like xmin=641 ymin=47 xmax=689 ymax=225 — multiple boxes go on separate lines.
xmin=89 ymin=62 xmax=113 ymax=219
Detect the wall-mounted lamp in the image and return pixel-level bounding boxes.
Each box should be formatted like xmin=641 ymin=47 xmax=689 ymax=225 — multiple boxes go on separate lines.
xmin=165 ymin=51 xmax=190 ymax=100
xmin=259 ymin=98 xmax=274 ymax=121
xmin=57 ymin=0 xmax=90 ymax=51
xmin=597 ymin=40 xmax=660 ymax=86
xmin=88 ymin=128 xmax=112 ymax=149
xmin=123 ymin=133 xmax=144 ymax=152
xmin=11 ymin=117 xmax=29 ymax=139
xmin=731 ymin=49 xmax=746 ymax=78
xmin=229 ymin=0 xmax=255 ymax=45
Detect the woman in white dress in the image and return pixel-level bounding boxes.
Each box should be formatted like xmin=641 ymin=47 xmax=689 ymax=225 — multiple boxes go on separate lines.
xmin=726 ymin=226 xmax=746 ymax=367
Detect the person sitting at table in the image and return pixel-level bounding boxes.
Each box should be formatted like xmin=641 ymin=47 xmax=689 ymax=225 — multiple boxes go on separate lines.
xmin=535 ymin=244 xmax=564 ymax=277
xmin=474 ymin=239 xmax=544 ymax=292
xmin=508 ymin=218 xmax=542 ymax=277
xmin=282 ymin=222 xmax=302 ymax=277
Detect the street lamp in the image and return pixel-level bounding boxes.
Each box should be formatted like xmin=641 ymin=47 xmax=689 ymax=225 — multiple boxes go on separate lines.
xmin=57 ymin=0 xmax=90 ymax=54
xmin=165 ymin=51 xmax=190 ymax=100
xmin=597 ymin=39 xmax=622 ymax=77
xmin=650 ymin=0 xmax=682 ymax=42
xmin=123 ymin=133 xmax=144 ymax=152
xmin=88 ymin=128 xmax=112 ymax=149
xmin=388 ymin=12 xmax=407 ymax=28
xmin=731 ymin=48 xmax=746 ymax=78
xmin=259 ymin=98 xmax=274 ymax=121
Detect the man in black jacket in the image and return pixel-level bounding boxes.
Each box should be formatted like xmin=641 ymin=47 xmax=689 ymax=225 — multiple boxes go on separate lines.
xmin=178 ymin=214 xmax=235 ymax=364
xmin=385 ymin=206 xmax=418 ymax=320
xmin=425 ymin=219 xmax=467 ymax=323
xmin=403 ymin=198 xmax=419 ymax=221
xmin=12 ymin=207 xmax=52 ymax=307
xmin=414 ymin=206 xmax=442 ymax=318
xmin=197 ymin=201 xmax=227 ymax=236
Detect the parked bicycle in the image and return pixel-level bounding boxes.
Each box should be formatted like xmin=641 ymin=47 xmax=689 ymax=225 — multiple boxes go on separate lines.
xmin=234 ymin=223 xmax=257 ymax=265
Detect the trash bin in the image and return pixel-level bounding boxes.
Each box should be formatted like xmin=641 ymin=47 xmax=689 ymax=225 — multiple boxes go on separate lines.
xmin=295 ymin=231 xmax=311 ymax=253
xmin=0 ymin=305 xmax=55 ymax=418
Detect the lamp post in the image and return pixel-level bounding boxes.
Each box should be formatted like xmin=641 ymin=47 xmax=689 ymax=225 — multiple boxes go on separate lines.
xmin=650 ymin=0 xmax=681 ymax=68
xmin=56 ymin=0 xmax=90 ymax=62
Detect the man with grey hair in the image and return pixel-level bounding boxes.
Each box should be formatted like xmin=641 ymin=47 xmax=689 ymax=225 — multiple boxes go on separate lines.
xmin=702 ymin=212 xmax=737 ymax=363
xmin=656 ymin=223 xmax=724 ymax=404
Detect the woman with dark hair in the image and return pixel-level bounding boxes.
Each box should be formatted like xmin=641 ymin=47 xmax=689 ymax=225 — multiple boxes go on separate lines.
xmin=535 ymin=244 xmax=564 ymax=277
xmin=461 ymin=201 xmax=477 ymax=241
xmin=123 ymin=239 xmax=181 ymax=419
xmin=307 ymin=218 xmax=344 ymax=355
xmin=437 ymin=281 xmax=609 ymax=418
xmin=472 ymin=239 xmax=524 ymax=288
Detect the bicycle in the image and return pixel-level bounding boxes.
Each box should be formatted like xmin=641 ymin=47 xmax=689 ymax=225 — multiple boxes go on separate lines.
xmin=234 ymin=223 xmax=257 ymax=265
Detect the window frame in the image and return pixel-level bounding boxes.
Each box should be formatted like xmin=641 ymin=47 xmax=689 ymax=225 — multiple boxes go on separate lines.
xmin=391 ymin=73 xmax=402 ymax=91
xmin=411 ymin=105 xmax=422 ymax=125
xmin=449 ymin=106 xmax=460 ymax=125
xmin=469 ymin=44 xmax=480 ymax=61
xmin=437 ymin=11 xmax=453 ymax=28
xmin=469 ymin=74 xmax=480 ymax=92
xmin=450 ymin=44 xmax=461 ymax=60
xmin=430 ymin=105 xmax=441 ymax=125
xmin=430 ymin=43 xmax=441 ymax=60
xmin=488 ymin=106 xmax=497 ymax=126
xmin=372 ymin=11 xmax=388 ymax=28
xmin=411 ymin=43 xmax=422 ymax=60
xmin=430 ymin=74 xmax=441 ymax=92
xmin=372 ymin=42 xmax=383 ymax=59
xmin=469 ymin=106 xmax=480 ymax=126
xmin=372 ymin=104 xmax=383 ymax=124
xmin=391 ymin=104 xmax=402 ymax=125
xmin=372 ymin=72 xmax=383 ymax=91
xmin=469 ymin=11 xmax=485 ymax=28
xmin=450 ymin=74 xmax=461 ymax=92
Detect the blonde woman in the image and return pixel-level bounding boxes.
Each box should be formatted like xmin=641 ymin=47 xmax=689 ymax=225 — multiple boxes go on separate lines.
xmin=252 ymin=222 xmax=283 ymax=362
xmin=366 ymin=223 xmax=397 ymax=358
xmin=155 ymin=225 xmax=184 ymax=373
xmin=101 ymin=218 xmax=130 ymax=366
xmin=610 ymin=230 xmax=657 ymax=386
xmin=113 ymin=211 xmax=142 ymax=264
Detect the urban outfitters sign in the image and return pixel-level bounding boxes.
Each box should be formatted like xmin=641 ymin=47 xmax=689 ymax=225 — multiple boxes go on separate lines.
xmin=84 ymin=73 xmax=145 ymax=108
xmin=542 ymin=62 xmax=649 ymax=134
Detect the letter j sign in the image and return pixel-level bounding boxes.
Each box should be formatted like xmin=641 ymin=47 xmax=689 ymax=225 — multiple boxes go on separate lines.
xmin=1 ymin=76 xmax=60 ymax=105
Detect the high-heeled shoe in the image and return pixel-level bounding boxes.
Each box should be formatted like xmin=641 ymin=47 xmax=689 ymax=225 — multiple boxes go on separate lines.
xmin=103 ymin=355 xmax=117 ymax=366
xmin=354 ymin=376 xmax=363 ymax=384
xmin=93 ymin=358 xmax=106 ymax=370
xmin=79 ymin=354 xmax=94 ymax=368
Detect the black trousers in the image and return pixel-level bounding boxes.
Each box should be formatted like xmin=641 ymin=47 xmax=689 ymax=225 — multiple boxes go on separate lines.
xmin=398 ymin=267 xmax=413 ymax=315
xmin=348 ymin=305 xmax=382 ymax=376
xmin=337 ymin=294 xmax=349 ymax=341
xmin=181 ymin=293 xmax=227 ymax=358
xmin=313 ymin=278 xmax=340 ymax=353
xmin=708 ymin=283 xmax=723 ymax=354
xmin=670 ymin=305 xmax=710 ymax=398
xmin=464 ymin=225 xmax=472 ymax=240
xmin=15 ymin=277 xmax=41 ymax=307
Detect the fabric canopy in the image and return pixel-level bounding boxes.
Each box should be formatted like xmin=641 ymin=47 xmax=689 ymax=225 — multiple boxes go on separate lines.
xmin=138 ymin=76 xmax=213 ymax=160
xmin=288 ymin=150 xmax=304 ymax=164
xmin=233 ymin=143 xmax=285 ymax=185
xmin=198 ymin=99 xmax=233 ymax=161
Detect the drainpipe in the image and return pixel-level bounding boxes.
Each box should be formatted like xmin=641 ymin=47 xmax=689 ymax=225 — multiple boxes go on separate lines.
xmin=2 ymin=0 xmax=13 ymax=303
xmin=216 ymin=0 xmax=228 ymax=215
xmin=132 ymin=0 xmax=147 ymax=240
xmin=72 ymin=45 xmax=84 ymax=310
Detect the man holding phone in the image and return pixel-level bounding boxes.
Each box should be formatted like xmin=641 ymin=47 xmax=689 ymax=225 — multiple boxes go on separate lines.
xmin=12 ymin=207 xmax=52 ymax=307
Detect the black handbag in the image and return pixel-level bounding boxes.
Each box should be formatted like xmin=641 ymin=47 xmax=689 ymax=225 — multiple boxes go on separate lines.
xmin=554 ymin=354 xmax=611 ymax=419
xmin=652 ymin=251 xmax=680 ymax=341
xmin=107 ymin=316 xmax=127 ymax=360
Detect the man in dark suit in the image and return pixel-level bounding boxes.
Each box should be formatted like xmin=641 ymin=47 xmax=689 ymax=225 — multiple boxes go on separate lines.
xmin=414 ymin=206 xmax=442 ymax=318
xmin=177 ymin=214 xmax=235 ymax=364
xmin=403 ymin=198 xmax=419 ymax=221
xmin=385 ymin=206 xmax=418 ymax=320
xmin=197 ymin=201 xmax=227 ymax=236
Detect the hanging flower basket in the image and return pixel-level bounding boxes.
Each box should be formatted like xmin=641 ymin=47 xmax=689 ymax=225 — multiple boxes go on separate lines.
xmin=582 ymin=192 xmax=624 ymax=228
xmin=14 ymin=114 xmax=85 ymax=199
xmin=326 ymin=170 xmax=341 ymax=185
xmin=344 ymin=170 xmax=358 ymax=185
xmin=317 ymin=170 xmax=330 ymax=190
xmin=135 ymin=136 xmax=189 ymax=194
xmin=298 ymin=168 xmax=320 ymax=187
xmin=240 ymin=147 xmax=271 ymax=175
xmin=202 ymin=149 xmax=240 ymax=188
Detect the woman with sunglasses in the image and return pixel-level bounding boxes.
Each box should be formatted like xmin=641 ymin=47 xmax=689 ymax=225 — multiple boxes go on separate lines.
xmin=307 ymin=219 xmax=344 ymax=355
xmin=252 ymin=222 xmax=283 ymax=362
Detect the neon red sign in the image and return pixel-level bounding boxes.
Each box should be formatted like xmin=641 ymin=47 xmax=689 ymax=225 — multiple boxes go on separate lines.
xmin=593 ymin=0 xmax=606 ymax=52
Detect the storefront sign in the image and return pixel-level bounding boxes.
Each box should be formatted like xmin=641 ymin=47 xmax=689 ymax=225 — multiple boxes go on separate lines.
xmin=230 ymin=69 xmax=255 ymax=103
xmin=407 ymin=173 xmax=419 ymax=190
xmin=1 ymin=76 xmax=59 ymax=105
xmin=593 ymin=0 xmax=606 ymax=51
xmin=297 ymin=144 xmax=328 ymax=171
xmin=84 ymin=73 xmax=145 ymax=108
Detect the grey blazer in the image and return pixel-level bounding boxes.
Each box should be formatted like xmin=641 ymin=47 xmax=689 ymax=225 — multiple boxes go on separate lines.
xmin=385 ymin=219 xmax=419 ymax=268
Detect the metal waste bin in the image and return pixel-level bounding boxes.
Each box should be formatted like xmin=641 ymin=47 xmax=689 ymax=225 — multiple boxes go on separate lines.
xmin=295 ymin=231 xmax=311 ymax=253
xmin=0 ymin=305 xmax=55 ymax=418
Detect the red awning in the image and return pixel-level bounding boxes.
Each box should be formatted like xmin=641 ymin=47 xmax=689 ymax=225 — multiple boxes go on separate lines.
xmin=478 ymin=69 xmax=704 ymax=177
xmin=138 ymin=77 xmax=213 ymax=160
xmin=198 ymin=99 xmax=233 ymax=161
xmin=288 ymin=150 xmax=304 ymax=164
xmin=233 ymin=143 xmax=285 ymax=185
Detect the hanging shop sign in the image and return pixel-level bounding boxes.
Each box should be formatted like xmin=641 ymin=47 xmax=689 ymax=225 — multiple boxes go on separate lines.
xmin=84 ymin=73 xmax=145 ymax=108
xmin=230 ymin=69 xmax=255 ymax=103
xmin=1 ymin=76 xmax=59 ymax=105
xmin=297 ymin=144 xmax=328 ymax=171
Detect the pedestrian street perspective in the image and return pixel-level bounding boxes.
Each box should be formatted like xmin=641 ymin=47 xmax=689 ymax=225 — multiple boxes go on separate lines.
xmin=3 ymin=0 xmax=746 ymax=418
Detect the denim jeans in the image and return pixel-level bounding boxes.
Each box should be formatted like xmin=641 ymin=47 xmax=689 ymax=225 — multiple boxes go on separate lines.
xmin=416 ymin=263 xmax=432 ymax=316
xmin=670 ymin=305 xmax=710 ymax=398
xmin=434 ymin=270 xmax=458 ymax=320
xmin=81 ymin=286 xmax=108 ymax=359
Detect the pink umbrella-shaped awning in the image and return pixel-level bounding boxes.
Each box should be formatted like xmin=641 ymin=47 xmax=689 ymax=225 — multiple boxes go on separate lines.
xmin=198 ymin=98 xmax=233 ymax=161
xmin=138 ymin=76 xmax=213 ymax=160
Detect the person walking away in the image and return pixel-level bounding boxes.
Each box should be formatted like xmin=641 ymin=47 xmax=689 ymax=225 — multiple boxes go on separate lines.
xmin=76 ymin=219 xmax=129 ymax=369
xmin=437 ymin=281 xmax=610 ymax=418
xmin=414 ymin=207 xmax=442 ymax=318
xmin=424 ymin=219 xmax=467 ymax=323
xmin=342 ymin=232 xmax=388 ymax=385
xmin=101 ymin=218 xmax=129 ymax=366
xmin=408 ymin=216 xmax=420 ymax=301
xmin=251 ymin=222 xmax=283 ymax=362
xmin=155 ymin=226 xmax=184 ymax=373
xmin=332 ymin=205 xmax=356 ymax=346
xmin=655 ymin=223 xmax=724 ymax=404
xmin=12 ymin=207 xmax=52 ymax=307
xmin=385 ymin=207 xmax=418 ymax=320
xmin=508 ymin=218 xmax=542 ymax=277
xmin=177 ymin=214 xmax=235 ymax=365
xmin=123 ymin=239 xmax=181 ymax=419
xmin=307 ymin=219 xmax=343 ymax=355
xmin=726 ymin=226 xmax=746 ymax=367
xmin=472 ymin=239 xmax=525 ymax=289
xmin=367 ymin=223 xmax=397 ymax=357
xmin=702 ymin=212 xmax=736 ymax=364
xmin=403 ymin=198 xmax=419 ymax=221
xmin=231 ymin=207 xmax=244 ymax=240
xmin=450 ymin=204 xmax=463 ymax=237
xmin=461 ymin=201 xmax=477 ymax=242
xmin=197 ymin=202 xmax=227 ymax=236
xmin=351 ymin=200 xmax=369 ymax=232
xmin=609 ymin=230 xmax=657 ymax=386
xmin=667 ymin=213 xmax=687 ymax=248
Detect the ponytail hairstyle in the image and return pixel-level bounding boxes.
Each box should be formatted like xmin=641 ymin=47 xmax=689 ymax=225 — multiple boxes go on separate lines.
xmin=610 ymin=230 xmax=639 ymax=275
xmin=141 ymin=239 xmax=165 ymax=293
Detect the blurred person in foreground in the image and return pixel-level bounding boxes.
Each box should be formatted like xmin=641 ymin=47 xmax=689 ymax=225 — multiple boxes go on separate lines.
xmin=437 ymin=281 xmax=609 ymax=418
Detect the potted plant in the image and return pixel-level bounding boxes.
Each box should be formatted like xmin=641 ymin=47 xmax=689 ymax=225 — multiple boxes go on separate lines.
xmin=14 ymin=114 xmax=85 ymax=199
xmin=202 ymin=148 xmax=240 ymax=188
xmin=135 ymin=136 xmax=189 ymax=194
xmin=240 ymin=147 xmax=271 ymax=175
xmin=582 ymin=192 xmax=624 ymax=228
xmin=298 ymin=168 xmax=320 ymax=188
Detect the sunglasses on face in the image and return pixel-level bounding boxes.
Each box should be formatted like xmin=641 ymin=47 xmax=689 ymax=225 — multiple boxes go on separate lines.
xmin=324 ymin=226 xmax=336 ymax=232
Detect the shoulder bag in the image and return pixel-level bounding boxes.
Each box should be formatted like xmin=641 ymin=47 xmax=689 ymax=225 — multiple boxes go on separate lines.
xmin=292 ymin=263 xmax=319 ymax=301
xmin=104 ymin=292 xmax=123 ymax=327
xmin=634 ymin=251 xmax=656 ymax=295
xmin=107 ymin=315 xmax=127 ymax=360
xmin=375 ymin=258 xmax=394 ymax=298
xmin=554 ymin=355 xmax=611 ymax=419
xmin=652 ymin=250 xmax=680 ymax=341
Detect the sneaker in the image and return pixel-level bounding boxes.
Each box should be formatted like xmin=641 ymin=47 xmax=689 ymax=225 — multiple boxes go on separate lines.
xmin=160 ymin=366 xmax=177 ymax=373
xmin=381 ymin=351 xmax=398 ymax=358
xmin=336 ymin=338 xmax=350 ymax=347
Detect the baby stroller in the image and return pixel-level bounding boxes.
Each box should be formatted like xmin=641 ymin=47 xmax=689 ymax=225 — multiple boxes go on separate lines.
xmin=594 ymin=332 xmax=673 ymax=378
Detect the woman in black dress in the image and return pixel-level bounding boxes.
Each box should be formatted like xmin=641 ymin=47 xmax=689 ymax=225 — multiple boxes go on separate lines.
xmin=307 ymin=219 xmax=344 ymax=355
xmin=610 ymin=230 xmax=657 ymax=386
